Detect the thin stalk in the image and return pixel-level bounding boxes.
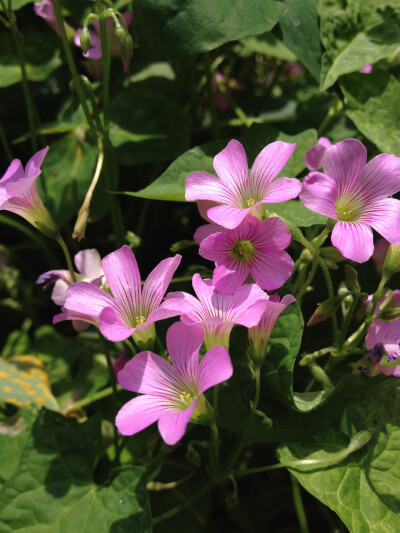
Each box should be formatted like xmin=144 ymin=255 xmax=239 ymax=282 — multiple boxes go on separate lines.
xmin=97 ymin=1 xmax=111 ymax=131
xmin=152 ymin=479 xmax=214 ymax=525
xmin=318 ymin=256 xmax=339 ymax=345
xmin=296 ymin=258 xmax=318 ymax=305
xmin=0 ymin=118 xmax=12 ymax=160
xmin=210 ymin=422 xmax=220 ymax=475
xmin=338 ymin=294 xmax=359 ymax=350
xmin=53 ymin=0 xmax=97 ymax=134
xmin=68 ymin=384 xmax=119 ymax=410
xmin=291 ymin=475 xmax=310 ymax=533
xmin=318 ymin=98 xmax=344 ymax=137
xmin=55 ymin=234 xmax=77 ymax=282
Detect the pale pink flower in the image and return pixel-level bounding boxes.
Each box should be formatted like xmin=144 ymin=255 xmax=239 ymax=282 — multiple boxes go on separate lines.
xmin=300 ymin=138 xmax=400 ymax=262
xmin=116 ymin=322 xmax=233 ymax=445
xmin=199 ymin=214 xmax=293 ymax=294
xmin=54 ymin=245 xmax=181 ymax=348
xmin=156 ymin=274 xmax=268 ymax=350
xmin=186 ymin=139 xmax=301 ymax=230
xmin=34 ymin=0 xmax=58 ymax=33
xmin=360 ymin=64 xmax=373 ymax=74
xmin=304 ymin=137 xmax=332 ymax=171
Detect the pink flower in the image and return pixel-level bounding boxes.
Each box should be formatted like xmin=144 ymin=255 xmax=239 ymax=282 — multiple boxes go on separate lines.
xmin=37 ymin=248 xmax=104 ymax=306
xmin=116 ymin=322 xmax=233 ymax=445
xmin=304 ymin=137 xmax=332 ymax=171
xmin=300 ymin=138 xmax=400 ymax=262
xmin=34 ymin=0 xmax=58 ymax=33
xmin=0 ymin=147 xmax=58 ymax=238
xmin=186 ymin=139 xmax=301 ymax=230
xmin=211 ymin=72 xmax=230 ymax=111
xmin=360 ymin=64 xmax=373 ymax=74
xmin=157 ymin=274 xmax=268 ymax=350
xmin=74 ymin=13 xmax=133 ymax=71
xmin=248 ymin=294 xmax=296 ymax=361
xmin=199 ymin=214 xmax=293 ymax=294
xmin=54 ymin=245 xmax=181 ymax=347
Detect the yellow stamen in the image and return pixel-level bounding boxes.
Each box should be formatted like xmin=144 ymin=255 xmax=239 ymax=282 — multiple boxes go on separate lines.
xmin=247 ymin=198 xmax=255 ymax=207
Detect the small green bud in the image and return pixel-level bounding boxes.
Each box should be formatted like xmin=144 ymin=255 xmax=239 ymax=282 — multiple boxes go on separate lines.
xmin=344 ymin=264 xmax=361 ymax=292
xmin=383 ymin=244 xmax=400 ymax=281
xmin=115 ymin=24 xmax=127 ymax=47
xmin=307 ymin=296 xmax=343 ymax=326
xmin=80 ymin=26 xmax=91 ymax=53
xmin=126 ymin=231 xmax=141 ymax=249
xmin=377 ymin=307 xmax=400 ymax=322
xmin=170 ymin=239 xmax=196 ymax=253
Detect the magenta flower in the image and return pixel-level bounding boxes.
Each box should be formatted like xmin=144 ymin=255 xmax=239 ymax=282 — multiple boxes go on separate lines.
xmin=248 ymin=294 xmax=296 ymax=361
xmin=37 ymin=248 xmax=104 ymax=306
xmin=304 ymin=137 xmax=332 ymax=171
xmin=157 ymin=274 xmax=267 ymax=350
xmin=360 ymin=64 xmax=373 ymax=74
xmin=0 ymin=147 xmax=58 ymax=238
xmin=54 ymin=245 xmax=181 ymax=347
xmin=199 ymin=214 xmax=293 ymax=294
xmin=365 ymin=304 xmax=400 ymax=377
xmin=186 ymin=139 xmax=300 ymax=230
xmin=300 ymin=138 xmax=400 ymax=262
xmin=116 ymin=322 xmax=233 ymax=445
xmin=34 ymin=0 xmax=58 ymax=33
xmin=75 ymin=13 xmax=133 ymax=71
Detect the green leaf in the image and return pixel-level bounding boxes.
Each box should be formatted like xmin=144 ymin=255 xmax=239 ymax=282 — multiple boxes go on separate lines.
xmin=125 ymin=124 xmax=317 ymax=202
xmin=0 ymin=0 xmax=34 ymax=11
xmin=278 ymin=0 xmax=322 ymax=81
xmin=278 ymin=379 xmax=400 ymax=532
xmin=264 ymin=201 xmax=327 ymax=227
xmin=0 ymin=31 xmax=61 ymax=88
xmin=109 ymin=88 xmax=190 ymax=165
xmin=0 ymin=410 xmax=152 ymax=533
xmin=239 ymin=33 xmax=297 ymax=61
xmin=340 ymin=69 xmax=400 ymax=155
xmin=319 ymin=0 xmax=400 ymax=90
xmin=132 ymin=0 xmax=282 ymax=58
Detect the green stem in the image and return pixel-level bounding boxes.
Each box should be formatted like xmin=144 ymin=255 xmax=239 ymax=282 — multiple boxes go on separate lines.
xmin=0 ymin=118 xmax=12 ymax=160
xmin=317 ymin=256 xmax=339 ymax=345
xmin=152 ymin=479 xmax=214 ymax=525
xmin=296 ymin=258 xmax=318 ymax=305
xmin=338 ymin=294 xmax=359 ymax=350
xmin=68 ymin=384 xmax=120 ymax=410
xmin=53 ymin=0 xmax=97 ymax=135
xmin=318 ymin=97 xmax=344 ymax=137
xmin=210 ymin=422 xmax=220 ymax=475
xmin=97 ymin=1 xmax=111 ymax=131
xmin=56 ymin=234 xmax=77 ymax=283
xmin=291 ymin=475 xmax=310 ymax=533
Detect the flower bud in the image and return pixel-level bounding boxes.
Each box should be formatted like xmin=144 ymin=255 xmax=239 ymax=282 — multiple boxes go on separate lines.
xmin=382 ymin=244 xmax=400 ymax=281
xmin=307 ymin=296 xmax=342 ymax=326
xmin=115 ymin=24 xmax=127 ymax=48
xmin=344 ymin=264 xmax=361 ymax=292
xmin=80 ymin=26 xmax=91 ymax=54
xmin=72 ymin=205 xmax=89 ymax=241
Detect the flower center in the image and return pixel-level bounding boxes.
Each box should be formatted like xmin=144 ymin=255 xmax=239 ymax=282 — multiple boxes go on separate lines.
xmin=246 ymin=198 xmax=256 ymax=207
xmin=335 ymin=198 xmax=362 ymax=222
xmin=178 ymin=391 xmax=194 ymax=409
xmin=232 ymin=240 xmax=255 ymax=262
xmin=134 ymin=315 xmax=146 ymax=326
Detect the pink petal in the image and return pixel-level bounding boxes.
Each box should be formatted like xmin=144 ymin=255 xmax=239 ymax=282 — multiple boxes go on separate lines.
xmin=213 ymin=262 xmax=249 ymax=294
xmin=192 ymin=274 xmax=215 ymax=310
xmin=331 ymin=221 xmax=374 ymax=263
xmin=198 ymin=346 xmax=233 ymax=394
xmin=213 ymin=140 xmax=248 ymax=198
xmin=206 ymin=203 xmax=248 ymax=229
xmin=4 ymin=176 xmax=43 ymax=213
xmin=98 ymin=307 xmax=134 ymax=342
xmin=51 ymin=279 xmax=70 ymax=306
xmin=166 ymin=322 xmax=203 ymax=383
xmin=357 ymin=153 xmax=400 ymax=202
xmin=194 ymin=222 xmax=222 ymax=244
xmin=117 ymin=350 xmax=180 ymax=396
xmin=142 ymin=254 xmax=181 ymax=315
xmin=250 ymin=250 xmax=294 ymax=290
xmin=116 ymin=395 xmax=171 ymax=436
xmin=64 ymin=281 xmax=119 ymax=317
xmin=197 ymin=200 xmax=219 ymax=222
xmin=250 ymin=141 xmax=296 ymax=198
xmin=322 ymin=139 xmax=366 ymax=197
xmin=102 ymin=246 xmax=141 ymax=318
xmin=0 ymin=160 xmax=24 ymax=204
xmin=254 ymin=217 xmax=291 ymax=250
xmin=185 ymin=172 xmax=236 ymax=203
xmin=199 ymin=231 xmax=232 ymax=264
xmin=262 ymin=177 xmax=302 ymax=203
xmin=300 ymin=172 xmax=338 ymax=219
xmin=161 ymin=290 xmax=204 ymax=321
xmin=75 ymin=249 xmax=103 ymax=279
xmin=25 ymin=147 xmax=49 ymax=179
xmin=226 ymin=284 xmax=268 ymax=325
xmin=53 ymin=309 xmax=97 ymax=327
xmin=362 ymin=198 xmax=400 ymax=244
xmin=304 ymin=138 xmax=331 ymax=171
xmin=158 ymin=404 xmax=195 ymax=445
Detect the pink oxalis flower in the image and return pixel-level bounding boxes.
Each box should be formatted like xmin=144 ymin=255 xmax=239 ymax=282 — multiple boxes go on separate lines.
xmin=34 ymin=0 xmax=58 ymax=33
xmin=186 ymin=139 xmax=301 ymax=230
xmin=158 ymin=273 xmax=268 ymax=350
xmin=300 ymin=138 xmax=400 ymax=263
xmin=54 ymin=245 xmax=181 ymax=347
xmin=248 ymin=294 xmax=296 ymax=361
xmin=0 ymin=147 xmax=58 ymax=238
xmin=116 ymin=322 xmax=233 ymax=445
xmin=304 ymin=137 xmax=332 ymax=171
xmin=199 ymin=214 xmax=293 ymax=294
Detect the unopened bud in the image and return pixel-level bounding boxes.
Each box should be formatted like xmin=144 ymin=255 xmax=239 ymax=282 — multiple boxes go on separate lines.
xmin=80 ymin=26 xmax=91 ymax=53
xmin=383 ymin=244 xmax=400 ymax=281
xmin=377 ymin=307 xmax=400 ymax=322
xmin=72 ymin=206 xmax=89 ymax=241
xmin=344 ymin=264 xmax=361 ymax=292
xmin=320 ymin=246 xmax=344 ymax=263
xmin=307 ymin=296 xmax=342 ymax=326
xmin=121 ymin=33 xmax=133 ymax=72
xmin=126 ymin=231 xmax=141 ymax=249
xmin=170 ymin=239 xmax=195 ymax=253
xmin=115 ymin=24 xmax=127 ymax=47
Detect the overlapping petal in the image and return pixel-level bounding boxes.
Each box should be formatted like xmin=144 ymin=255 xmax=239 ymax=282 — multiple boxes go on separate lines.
xmin=116 ymin=395 xmax=172 ymax=436
xmin=331 ymin=221 xmax=374 ymax=263
xmin=213 ymin=139 xmax=248 ymax=197
xmin=300 ymin=172 xmax=338 ymax=219
xmin=261 ymin=177 xmax=302 ymax=203
xmin=98 ymin=307 xmax=135 ymax=342
xmin=158 ymin=406 xmax=196 ymax=446
xmin=362 ymin=198 xmax=400 ymax=244
xmin=142 ymin=255 xmax=181 ymax=315
xmin=185 ymin=172 xmax=236 ymax=203
xmin=198 ymin=346 xmax=233 ymax=394
xmin=166 ymin=322 xmax=204 ymax=385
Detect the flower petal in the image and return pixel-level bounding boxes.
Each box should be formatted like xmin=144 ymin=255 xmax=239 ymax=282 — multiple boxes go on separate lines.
xmin=250 ymin=250 xmax=294 ymax=291
xmin=357 ymin=153 xmax=400 ymax=201
xmin=53 ymin=309 xmax=97 ymax=327
xmin=0 ymin=160 xmax=24 ymax=204
xmin=166 ymin=322 xmax=203 ymax=384
xmin=305 ymin=138 xmax=331 ymax=171
xmin=198 ymin=346 xmax=233 ymax=394
xmin=250 ymin=141 xmax=295 ymax=198
xmin=25 ymin=147 xmax=49 ymax=179
xmin=262 ymin=177 xmax=301 ymax=203
xmin=142 ymin=254 xmax=181 ymax=315
xmin=185 ymin=172 xmax=235 ymax=203
xmin=331 ymin=221 xmax=374 ymax=263
xmin=102 ymin=245 xmax=141 ymax=319
xmin=300 ymin=172 xmax=338 ymax=219
xmin=158 ymin=404 xmax=195 ymax=445
xmin=322 ymin=138 xmax=366 ymax=197
xmin=206 ymin=203 xmax=248 ymax=229
xmin=74 ymin=249 xmax=103 ymax=279
xmin=98 ymin=307 xmax=134 ymax=342
xmin=64 ymin=281 xmax=119 ymax=317
xmin=4 ymin=176 xmax=44 ymax=213
xmin=226 ymin=283 xmax=268 ymax=326
xmin=254 ymin=217 xmax=291 ymax=250
xmin=116 ymin=395 xmax=170 ymax=436
xmin=213 ymin=262 xmax=249 ymax=294
xmin=194 ymin=222 xmax=222 ymax=244
xmin=213 ymin=140 xmax=248 ymax=198
xmin=362 ymin=198 xmax=400 ymax=244
xmin=117 ymin=350 xmax=180 ymax=396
